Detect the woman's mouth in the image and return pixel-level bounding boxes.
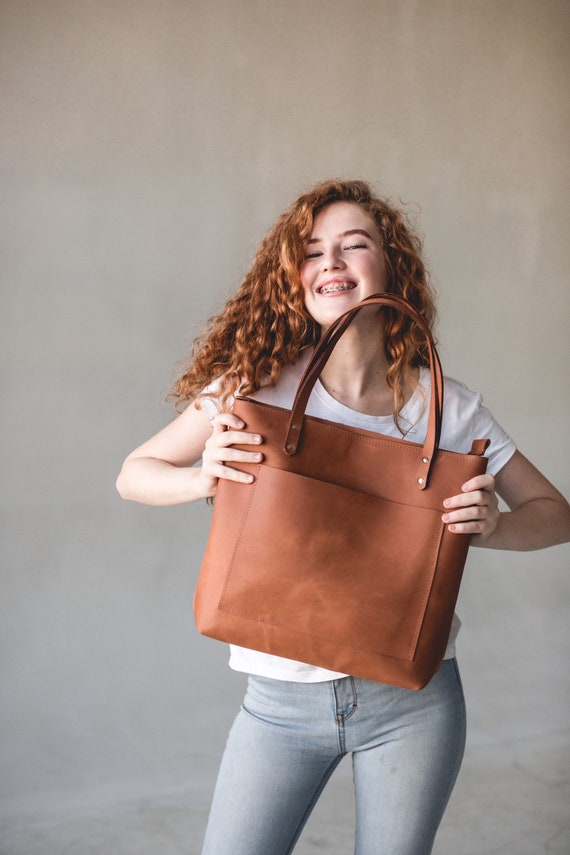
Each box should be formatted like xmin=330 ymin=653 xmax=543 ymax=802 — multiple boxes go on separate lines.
xmin=316 ymin=280 xmax=357 ymax=295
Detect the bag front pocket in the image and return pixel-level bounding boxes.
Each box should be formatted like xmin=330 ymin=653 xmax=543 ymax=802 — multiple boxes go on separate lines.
xmin=218 ymin=465 xmax=445 ymax=662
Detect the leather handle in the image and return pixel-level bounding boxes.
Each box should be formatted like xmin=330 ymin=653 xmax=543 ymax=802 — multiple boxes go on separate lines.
xmin=284 ymin=293 xmax=444 ymax=490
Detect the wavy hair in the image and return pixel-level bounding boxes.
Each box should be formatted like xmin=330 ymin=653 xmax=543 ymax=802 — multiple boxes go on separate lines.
xmin=169 ymin=179 xmax=436 ymax=420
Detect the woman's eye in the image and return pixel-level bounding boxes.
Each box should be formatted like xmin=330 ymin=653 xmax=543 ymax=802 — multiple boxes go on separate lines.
xmin=304 ymin=243 xmax=367 ymax=259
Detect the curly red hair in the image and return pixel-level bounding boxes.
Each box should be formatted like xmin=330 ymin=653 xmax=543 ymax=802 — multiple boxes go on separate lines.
xmin=169 ymin=179 xmax=436 ymax=418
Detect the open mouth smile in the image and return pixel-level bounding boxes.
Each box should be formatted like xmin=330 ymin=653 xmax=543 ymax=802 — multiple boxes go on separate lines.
xmin=316 ymin=280 xmax=357 ymax=295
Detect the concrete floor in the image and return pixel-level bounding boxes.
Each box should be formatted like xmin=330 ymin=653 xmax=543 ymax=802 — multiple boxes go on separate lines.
xmin=1 ymin=731 xmax=568 ymax=855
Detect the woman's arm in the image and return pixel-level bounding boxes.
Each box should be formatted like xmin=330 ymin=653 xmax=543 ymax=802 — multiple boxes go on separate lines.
xmin=116 ymin=404 xmax=263 ymax=506
xmin=442 ymin=450 xmax=570 ymax=551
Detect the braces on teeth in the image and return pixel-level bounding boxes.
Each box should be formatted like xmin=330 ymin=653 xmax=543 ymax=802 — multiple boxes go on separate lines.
xmin=319 ymin=282 xmax=355 ymax=294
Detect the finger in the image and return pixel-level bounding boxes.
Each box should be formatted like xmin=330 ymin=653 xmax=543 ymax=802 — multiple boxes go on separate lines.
xmin=213 ymin=434 xmax=262 ymax=458
xmin=211 ymin=462 xmax=257 ymax=484
xmin=211 ymin=412 xmax=246 ymax=432
xmin=229 ymin=431 xmax=263 ymax=446
xmin=443 ymin=489 xmax=489 ymax=510
xmin=208 ymin=428 xmax=263 ymax=450
xmin=446 ymin=520 xmax=489 ymax=535
xmin=461 ymin=473 xmax=495 ymax=493
xmin=211 ymin=446 xmax=264 ymax=465
xmin=442 ymin=505 xmax=488 ymax=525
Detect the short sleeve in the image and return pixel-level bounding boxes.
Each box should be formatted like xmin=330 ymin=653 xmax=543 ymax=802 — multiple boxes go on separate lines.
xmin=470 ymin=400 xmax=517 ymax=475
xmin=196 ymin=378 xmax=226 ymax=425
xmin=439 ymin=376 xmax=517 ymax=476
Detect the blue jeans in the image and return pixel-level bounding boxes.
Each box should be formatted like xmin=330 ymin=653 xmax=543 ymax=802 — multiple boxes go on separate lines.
xmin=202 ymin=659 xmax=466 ymax=854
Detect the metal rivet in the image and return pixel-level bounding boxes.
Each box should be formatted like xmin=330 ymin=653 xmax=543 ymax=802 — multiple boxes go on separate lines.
xmin=422 ymin=457 xmax=429 ymax=464
xmin=286 ymin=443 xmax=294 ymax=451
xmin=417 ymin=477 xmax=424 ymax=485
xmin=292 ymin=424 xmax=298 ymax=430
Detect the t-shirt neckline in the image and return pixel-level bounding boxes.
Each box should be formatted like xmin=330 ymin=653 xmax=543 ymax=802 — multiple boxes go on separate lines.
xmin=312 ymin=367 xmax=429 ymax=433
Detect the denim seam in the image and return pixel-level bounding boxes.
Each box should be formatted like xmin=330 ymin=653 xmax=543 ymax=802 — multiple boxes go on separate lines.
xmin=283 ymin=755 xmax=343 ymax=855
xmin=333 ymin=676 xmax=358 ymax=721
xmin=344 ymin=676 xmax=358 ymax=721
xmin=333 ymin=677 xmax=358 ymax=753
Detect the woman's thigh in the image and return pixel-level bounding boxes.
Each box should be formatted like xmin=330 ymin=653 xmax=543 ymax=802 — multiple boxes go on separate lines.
xmin=351 ymin=659 xmax=467 ymax=855
xmin=201 ymin=676 xmax=343 ymax=855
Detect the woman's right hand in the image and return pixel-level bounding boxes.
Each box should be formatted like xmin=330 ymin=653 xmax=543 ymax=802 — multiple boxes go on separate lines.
xmin=117 ymin=404 xmax=263 ymax=507
xmin=200 ymin=412 xmax=264 ymax=496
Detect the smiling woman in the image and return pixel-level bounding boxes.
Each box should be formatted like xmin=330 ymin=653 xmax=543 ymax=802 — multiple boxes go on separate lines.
xmin=300 ymin=202 xmax=389 ymax=330
xmin=116 ymin=179 xmax=570 ymax=855
xmin=165 ymin=179 xmax=436 ymax=419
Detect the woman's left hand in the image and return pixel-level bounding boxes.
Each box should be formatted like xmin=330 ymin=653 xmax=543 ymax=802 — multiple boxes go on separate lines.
xmin=442 ymin=473 xmax=499 ymax=539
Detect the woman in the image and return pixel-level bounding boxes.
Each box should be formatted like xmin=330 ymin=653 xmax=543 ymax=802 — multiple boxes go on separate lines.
xmin=116 ymin=179 xmax=570 ymax=854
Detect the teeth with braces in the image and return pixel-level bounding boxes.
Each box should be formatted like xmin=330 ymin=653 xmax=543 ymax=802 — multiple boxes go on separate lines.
xmin=319 ymin=282 xmax=356 ymax=294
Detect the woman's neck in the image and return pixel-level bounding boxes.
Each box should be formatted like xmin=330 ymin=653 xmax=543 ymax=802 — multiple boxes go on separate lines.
xmin=318 ymin=317 xmax=394 ymax=416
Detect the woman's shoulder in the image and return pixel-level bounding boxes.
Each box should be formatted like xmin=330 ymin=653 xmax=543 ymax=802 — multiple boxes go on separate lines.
xmin=251 ymin=348 xmax=313 ymax=408
xmin=198 ymin=348 xmax=314 ymax=416
xmin=420 ymin=368 xmax=481 ymax=403
xmin=441 ymin=373 xmax=483 ymax=409
xmin=415 ymin=369 xmax=481 ymax=412
xmin=428 ymin=370 xmax=516 ymax=472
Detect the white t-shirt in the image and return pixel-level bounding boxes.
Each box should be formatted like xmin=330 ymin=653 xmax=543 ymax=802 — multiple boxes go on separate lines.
xmin=201 ymin=350 xmax=516 ymax=683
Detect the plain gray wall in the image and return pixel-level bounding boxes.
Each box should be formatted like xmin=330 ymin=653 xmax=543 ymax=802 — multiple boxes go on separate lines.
xmin=2 ymin=0 xmax=569 ymax=822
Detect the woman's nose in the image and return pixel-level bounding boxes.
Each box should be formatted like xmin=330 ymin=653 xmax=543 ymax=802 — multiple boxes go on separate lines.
xmin=321 ymin=248 xmax=345 ymax=270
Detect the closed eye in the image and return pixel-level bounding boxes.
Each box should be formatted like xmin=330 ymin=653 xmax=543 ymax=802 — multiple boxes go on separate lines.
xmin=304 ymin=242 xmax=368 ymax=259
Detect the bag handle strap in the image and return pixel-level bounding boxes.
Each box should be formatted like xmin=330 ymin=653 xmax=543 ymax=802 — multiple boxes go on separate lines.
xmin=284 ymin=293 xmax=443 ymax=491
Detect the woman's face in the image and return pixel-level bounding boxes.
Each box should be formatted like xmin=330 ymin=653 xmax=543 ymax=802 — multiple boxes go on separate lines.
xmin=300 ymin=201 xmax=388 ymax=329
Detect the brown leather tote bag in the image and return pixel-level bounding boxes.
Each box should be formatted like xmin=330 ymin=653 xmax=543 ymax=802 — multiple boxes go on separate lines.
xmin=194 ymin=294 xmax=489 ymax=689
